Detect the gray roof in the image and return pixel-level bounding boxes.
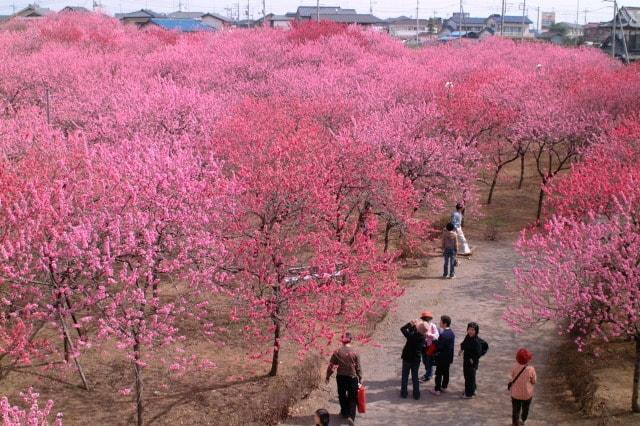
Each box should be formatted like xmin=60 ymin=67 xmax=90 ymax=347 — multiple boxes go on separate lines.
xmin=296 ymin=6 xmax=356 ymax=17
xmin=202 ymin=13 xmax=233 ymax=22
xmin=449 ymin=16 xmax=487 ymax=25
xmin=60 ymin=6 xmax=89 ymax=12
xmin=387 ymin=17 xmax=437 ymax=25
xmin=317 ymin=13 xmax=384 ymax=24
xmin=600 ymin=6 xmax=640 ymax=28
xmin=499 ymin=15 xmax=533 ymax=25
xmin=15 ymin=5 xmax=52 ymax=17
xmin=115 ymin=9 xmax=165 ymax=19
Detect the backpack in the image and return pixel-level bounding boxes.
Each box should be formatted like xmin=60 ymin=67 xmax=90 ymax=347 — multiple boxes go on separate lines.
xmin=478 ymin=338 xmax=489 ymax=357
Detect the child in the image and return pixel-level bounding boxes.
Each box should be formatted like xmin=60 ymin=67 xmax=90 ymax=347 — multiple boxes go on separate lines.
xmin=458 ymin=322 xmax=488 ymax=399
xmin=314 ymin=408 xmax=330 ymax=426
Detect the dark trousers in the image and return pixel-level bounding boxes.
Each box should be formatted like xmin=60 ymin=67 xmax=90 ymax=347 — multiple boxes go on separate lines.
xmin=443 ymin=248 xmax=456 ymax=277
xmin=463 ymin=364 xmax=477 ymax=397
xmin=336 ymin=375 xmax=358 ymax=420
xmin=421 ymin=351 xmax=435 ymax=379
xmin=401 ymin=360 xmax=421 ymax=398
xmin=434 ymin=361 xmax=450 ymax=391
xmin=512 ymin=398 xmax=532 ymax=425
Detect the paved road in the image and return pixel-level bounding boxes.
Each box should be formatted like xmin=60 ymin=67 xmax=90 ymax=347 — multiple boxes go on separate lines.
xmin=283 ymin=240 xmax=591 ymax=426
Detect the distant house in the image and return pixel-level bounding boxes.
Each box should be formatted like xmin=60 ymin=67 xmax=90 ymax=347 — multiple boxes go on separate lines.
xmin=386 ymin=17 xmax=443 ymax=40
xmin=287 ymin=6 xmax=385 ymax=28
xmin=438 ymin=28 xmax=494 ymax=42
xmin=144 ymin=18 xmax=215 ymax=32
xmin=0 ymin=15 xmax=11 ymax=23
xmin=600 ymin=6 xmax=640 ymax=61
xmin=115 ymin=9 xmax=166 ymax=26
xmin=256 ymin=14 xmax=294 ymax=29
xmin=441 ymin=13 xmax=533 ymax=39
xmin=583 ymin=22 xmax=609 ymax=44
xmin=235 ymin=19 xmax=258 ymax=28
xmin=167 ymin=11 xmax=233 ymax=29
xmin=60 ymin=6 xmax=90 ymax=13
xmin=13 ymin=4 xmax=53 ymax=18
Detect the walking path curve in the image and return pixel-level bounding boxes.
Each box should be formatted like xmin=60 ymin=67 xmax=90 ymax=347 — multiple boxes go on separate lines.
xmin=283 ymin=240 xmax=592 ymax=426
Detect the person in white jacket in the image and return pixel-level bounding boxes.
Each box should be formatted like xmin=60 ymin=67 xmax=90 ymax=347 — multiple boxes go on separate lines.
xmin=418 ymin=311 xmax=440 ymax=382
xmin=451 ymin=203 xmax=471 ymax=255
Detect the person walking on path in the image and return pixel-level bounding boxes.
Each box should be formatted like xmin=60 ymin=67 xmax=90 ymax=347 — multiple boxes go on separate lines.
xmin=459 ymin=322 xmax=488 ymax=399
xmin=400 ymin=320 xmax=426 ymax=400
xmin=442 ymin=223 xmax=458 ymax=279
xmin=325 ymin=332 xmax=362 ymax=424
xmin=430 ymin=315 xmax=455 ymax=396
xmin=451 ymin=203 xmax=471 ymax=255
xmin=510 ymin=348 xmax=537 ymax=426
xmin=419 ymin=311 xmax=439 ymax=382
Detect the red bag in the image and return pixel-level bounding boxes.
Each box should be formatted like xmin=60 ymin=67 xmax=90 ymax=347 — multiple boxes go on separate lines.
xmin=426 ymin=341 xmax=438 ymax=357
xmin=357 ymin=384 xmax=367 ymax=413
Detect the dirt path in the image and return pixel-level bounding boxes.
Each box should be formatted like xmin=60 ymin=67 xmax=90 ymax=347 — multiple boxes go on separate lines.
xmin=283 ymin=240 xmax=592 ymax=426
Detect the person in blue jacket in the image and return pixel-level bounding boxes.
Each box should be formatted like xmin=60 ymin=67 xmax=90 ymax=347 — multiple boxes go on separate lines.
xmin=430 ymin=315 xmax=455 ymax=396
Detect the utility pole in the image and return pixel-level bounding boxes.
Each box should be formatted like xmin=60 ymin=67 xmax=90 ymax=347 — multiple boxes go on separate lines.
xmin=178 ymin=0 xmax=183 ymax=12
xmin=611 ymin=0 xmax=617 ymax=58
xmin=459 ymin=0 xmax=464 ymax=40
xmin=262 ymin=0 xmax=266 ymax=26
xmin=316 ymin=0 xmax=320 ymax=21
xmin=500 ymin=0 xmax=505 ymax=36
xmin=520 ymin=0 xmax=527 ymax=41
xmin=536 ymin=6 xmax=540 ymax=32
xmin=576 ymin=0 xmax=579 ymax=25
xmin=416 ymin=0 xmax=419 ymax=44
xmin=370 ymin=0 xmax=373 ymax=14
xmin=616 ymin=2 xmax=629 ymax=62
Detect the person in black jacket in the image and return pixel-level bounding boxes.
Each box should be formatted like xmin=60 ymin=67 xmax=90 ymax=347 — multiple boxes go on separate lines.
xmin=400 ymin=320 xmax=426 ymax=400
xmin=459 ymin=321 xmax=483 ymax=399
xmin=430 ymin=315 xmax=455 ymax=396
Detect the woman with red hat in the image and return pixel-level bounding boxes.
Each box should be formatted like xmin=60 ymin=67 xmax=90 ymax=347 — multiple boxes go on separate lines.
xmin=419 ymin=311 xmax=439 ymax=382
xmin=509 ymin=348 xmax=537 ymax=426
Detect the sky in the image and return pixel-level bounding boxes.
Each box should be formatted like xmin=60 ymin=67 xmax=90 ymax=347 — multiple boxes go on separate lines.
xmin=0 ymin=0 xmax=635 ymax=25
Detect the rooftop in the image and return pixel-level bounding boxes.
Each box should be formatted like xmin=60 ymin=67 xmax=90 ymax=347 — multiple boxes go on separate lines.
xmin=296 ymin=6 xmax=357 ymax=17
xmin=148 ymin=18 xmax=215 ymax=32
xmin=115 ymin=9 xmax=166 ymax=19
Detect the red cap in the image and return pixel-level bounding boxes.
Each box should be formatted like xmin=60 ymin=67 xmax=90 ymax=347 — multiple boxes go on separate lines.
xmin=420 ymin=311 xmax=433 ymax=319
xmin=516 ymin=348 xmax=533 ymax=365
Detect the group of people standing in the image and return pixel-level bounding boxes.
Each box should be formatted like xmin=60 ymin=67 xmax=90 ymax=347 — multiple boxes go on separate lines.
xmin=400 ymin=312 xmax=487 ymax=400
xmin=320 ymin=204 xmax=537 ymax=426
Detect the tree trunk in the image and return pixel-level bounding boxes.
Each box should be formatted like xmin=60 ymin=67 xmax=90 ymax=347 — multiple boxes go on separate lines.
xmin=536 ymin=186 xmax=545 ymax=221
xmin=383 ymin=221 xmax=392 ymax=253
xmin=518 ymin=153 xmax=525 ymax=189
xmin=633 ymin=334 xmax=640 ymax=413
xmin=134 ymin=335 xmax=144 ymax=426
xmin=64 ymin=295 xmax=83 ymax=339
xmin=268 ymin=322 xmax=280 ymax=377
xmin=58 ymin=309 xmax=91 ymax=390
xmin=486 ymin=166 xmax=502 ymax=205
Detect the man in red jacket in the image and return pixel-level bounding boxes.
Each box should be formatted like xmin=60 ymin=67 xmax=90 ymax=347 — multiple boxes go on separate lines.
xmin=326 ymin=332 xmax=362 ymax=424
